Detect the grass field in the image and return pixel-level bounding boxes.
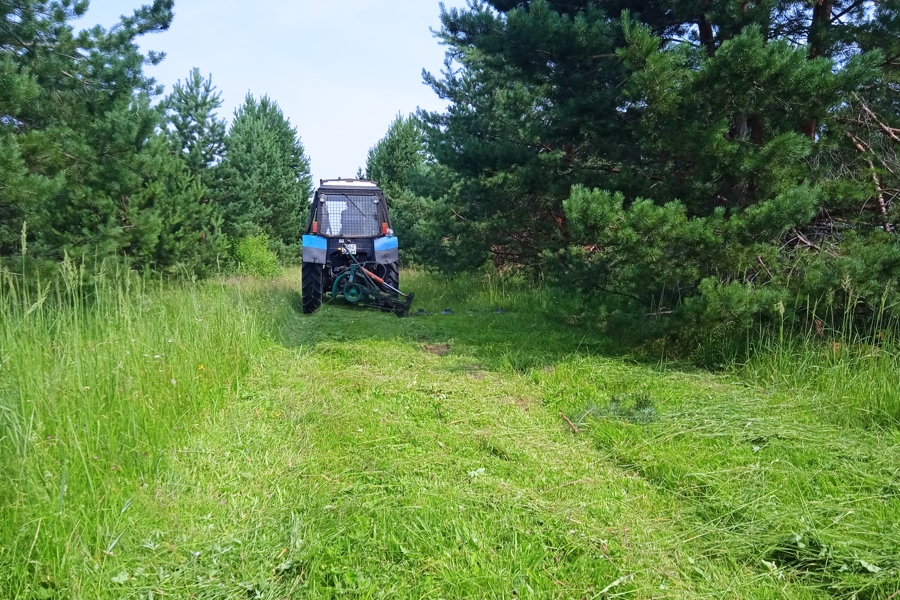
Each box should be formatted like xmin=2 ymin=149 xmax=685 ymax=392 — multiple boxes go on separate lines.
xmin=1 ymin=264 xmax=899 ymax=599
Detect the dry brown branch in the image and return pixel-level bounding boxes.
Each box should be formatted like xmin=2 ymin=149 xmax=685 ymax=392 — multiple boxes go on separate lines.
xmin=756 ymin=255 xmax=774 ymax=279
xmin=843 ymin=132 xmax=895 ymax=232
xmin=559 ymin=412 xmax=579 ymax=434
xmin=845 ymin=130 xmax=869 ymax=153
xmin=793 ymin=229 xmax=821 ymax=251
xmin=854 ymin=94 xmax=900 ymax=145
xmin=869 ymin=161 xmax=894 ymax=232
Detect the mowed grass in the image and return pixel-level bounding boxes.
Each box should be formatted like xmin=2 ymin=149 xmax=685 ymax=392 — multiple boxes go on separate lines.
xmin=1 ymin=265 xmax=899 ymax=598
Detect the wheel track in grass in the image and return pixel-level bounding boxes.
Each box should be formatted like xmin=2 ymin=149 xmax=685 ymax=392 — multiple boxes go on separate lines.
xmin=115 ymin=336 xmax=696 ymax=599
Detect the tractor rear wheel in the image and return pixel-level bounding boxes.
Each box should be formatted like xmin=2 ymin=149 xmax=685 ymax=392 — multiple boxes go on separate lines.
xmin=379 ymin=263 xmax=400 ymax=313
xmin=302 ymin=262 xmax=324 ymax=314
xmin=383 ymin=262 xmax=399 ymax=293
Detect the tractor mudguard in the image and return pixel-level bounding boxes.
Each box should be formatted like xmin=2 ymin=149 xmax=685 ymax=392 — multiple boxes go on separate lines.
xmin=374 ymin=236 xmax=399 ymax=265
xmin=302 ymin=235 xmax=327 ymax=264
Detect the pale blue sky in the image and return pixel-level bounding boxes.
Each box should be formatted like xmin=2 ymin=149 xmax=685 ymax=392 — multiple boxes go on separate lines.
xmin=81 ymin=0 xmax=466 ymax=185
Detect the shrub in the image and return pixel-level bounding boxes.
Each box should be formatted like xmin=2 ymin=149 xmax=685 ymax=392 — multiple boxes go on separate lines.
xmin=233 ymin=235 xmax=283 ymax=278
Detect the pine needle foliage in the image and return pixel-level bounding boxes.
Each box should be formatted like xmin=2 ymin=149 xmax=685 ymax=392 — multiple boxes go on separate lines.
xmin=0 ymin=1 xmax=234 ymax=274
xmin=218 ymin=94 xmax=313 ymax=262
xmin=389 ymin=0 xmax=900 ymax=335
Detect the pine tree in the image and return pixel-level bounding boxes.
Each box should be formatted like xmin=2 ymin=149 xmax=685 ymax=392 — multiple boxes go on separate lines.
xmin=420 ymin=0 xmax=627 ymax=268
xmin=0 ymin=1 xmax=235 ymax=276
xmin=164 ymin=68 xmax=226 ymax=185
xmin=0 ymin=0 xmax=85 ymax=254
xmin=0 ymin=48 xmax=57 ymax=254
xmin=218 ymin=94 xmax=312 ymax=260
xmin=365 ymin=114 xmax=426 ymax=191
xmin=0 ymin=0 xmax=177 ymax=261
xmin=364 ymin=114 xmax=465 ymax=267
xmin=419 ymin=0 xmax=900 ymax=321
xmin=122 ymin=135 xmax=225 ymax=276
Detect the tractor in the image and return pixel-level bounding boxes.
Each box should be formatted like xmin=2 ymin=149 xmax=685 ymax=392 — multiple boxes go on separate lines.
xmin=301 ymin=179 xmax=414 ymax=316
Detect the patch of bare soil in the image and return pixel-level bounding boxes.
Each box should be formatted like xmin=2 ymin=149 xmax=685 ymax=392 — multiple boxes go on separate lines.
xmin=423 ymin=343 xmax=451 ymax=356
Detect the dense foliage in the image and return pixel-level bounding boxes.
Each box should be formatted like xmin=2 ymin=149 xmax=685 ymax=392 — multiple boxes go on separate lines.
xmin=0 ymin=1 xmax=311 ymax=273
xmin=164 ymin=68 xmax=226 ymax=188
xmin=217 ymin=94 xmax=312 ymax=261
xmin=377 ymin=0 xmax=900 ymax=333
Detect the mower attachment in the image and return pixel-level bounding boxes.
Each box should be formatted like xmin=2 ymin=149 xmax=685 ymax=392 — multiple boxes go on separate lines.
xmin=331 ymin=251 xmax=415 ymax=317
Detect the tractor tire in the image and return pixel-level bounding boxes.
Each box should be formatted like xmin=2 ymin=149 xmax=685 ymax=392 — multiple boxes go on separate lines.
xmin=302 ymin=262 xmax=324 ymax=314
xmin=379 ymin=262 xmax=400 ymax=313
xmin=383 ymin=262 xmax=399 ymax=294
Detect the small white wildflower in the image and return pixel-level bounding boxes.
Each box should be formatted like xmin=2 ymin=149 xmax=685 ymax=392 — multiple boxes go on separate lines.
xmin=171 ymin=379 xmax=177 ymax=386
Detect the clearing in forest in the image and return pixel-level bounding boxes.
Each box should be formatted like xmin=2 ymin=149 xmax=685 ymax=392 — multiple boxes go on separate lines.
xmin=1 ymin=270 xmax=898 ymax=599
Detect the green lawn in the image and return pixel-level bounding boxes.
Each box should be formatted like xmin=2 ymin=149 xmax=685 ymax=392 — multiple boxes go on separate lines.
xmin=2 ymin=267 xmax=898 ymax=598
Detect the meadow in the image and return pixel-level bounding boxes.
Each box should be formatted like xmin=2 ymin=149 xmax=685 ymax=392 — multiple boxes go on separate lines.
xmin=1 ymin=263 xmax=899 ymax=599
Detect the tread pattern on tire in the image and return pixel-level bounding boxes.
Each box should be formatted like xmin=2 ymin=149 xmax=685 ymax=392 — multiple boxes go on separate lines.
xmin=302 ymin=262 xmax=324 ymax=314
xmin=378 ymin=262 xmax=400 ymax=313
xmin=383 ymin=262 xmax=399 ymax=293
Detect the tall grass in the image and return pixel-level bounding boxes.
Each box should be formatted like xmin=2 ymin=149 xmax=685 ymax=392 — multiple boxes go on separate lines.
xmin=403 ymin=268 xmax=578 ymax=317
xmin=732 ymin=297 xmax=900 ymax=428
xmin=0 ymin=257 xmax=268 ymax=598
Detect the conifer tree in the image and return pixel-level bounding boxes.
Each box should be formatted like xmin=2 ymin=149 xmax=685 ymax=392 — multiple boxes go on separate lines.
xmin=0 ymin=1 xmax=234 ymax=275
xmin=365 ymin=114 xmax=426 ymax=191
xmin=0 ymin=0 xmax=87 ymax=254
xmin=122 ymin=135 xmax=225 ymax=275
xmin=0 ymin=0 xmax=177 ymax=261
xmin=218 ymin=94 xmax=313 ymax=259
xmin=419 ymin=0 xmax=900 ymax=321
xmin=164 ymin=68 xmax=226 ymax=186
xmin=364 ymin=114 xmax=462 ymax=267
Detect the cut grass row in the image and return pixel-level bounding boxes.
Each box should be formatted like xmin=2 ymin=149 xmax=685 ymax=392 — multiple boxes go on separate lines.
xmin=1 ymin=265 xmax=899 ymax=598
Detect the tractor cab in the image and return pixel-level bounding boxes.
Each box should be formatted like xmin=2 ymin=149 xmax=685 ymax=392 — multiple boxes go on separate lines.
xmin=311 ymin=180 xmax=388 ymax=237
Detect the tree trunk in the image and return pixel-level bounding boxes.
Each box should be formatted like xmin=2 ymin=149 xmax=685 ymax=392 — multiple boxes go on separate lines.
xmin=699 ymin=13 xmax=716 ymax=58
xmin=808 ymin=0 xmax=834 ymax=60
xmin=802 ymin=0 xmax=833 ymax=139
xmin=748 ymin=114 xmax=765 ymax=145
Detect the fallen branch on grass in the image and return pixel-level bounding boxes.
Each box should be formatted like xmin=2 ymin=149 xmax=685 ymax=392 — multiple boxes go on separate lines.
xmin=560 ymin=412 xmax=579 ymax=434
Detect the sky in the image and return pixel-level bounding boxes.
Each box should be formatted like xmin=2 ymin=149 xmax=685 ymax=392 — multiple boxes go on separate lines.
xmin=81 ymin=0 xmax=468 ymax=185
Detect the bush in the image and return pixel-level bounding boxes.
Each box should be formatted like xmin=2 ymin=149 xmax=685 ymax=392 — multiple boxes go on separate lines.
xmin=232 ymin=235 xmax=283 ymax=278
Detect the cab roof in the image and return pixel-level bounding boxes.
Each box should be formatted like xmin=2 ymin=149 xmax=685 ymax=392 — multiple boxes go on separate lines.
xmin=318 ymin=179 xmax=380 ymax=190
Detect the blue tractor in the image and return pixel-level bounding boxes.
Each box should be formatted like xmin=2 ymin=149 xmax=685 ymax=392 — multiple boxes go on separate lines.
xmin=301 ymin=179 xmax=414 ymax=316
